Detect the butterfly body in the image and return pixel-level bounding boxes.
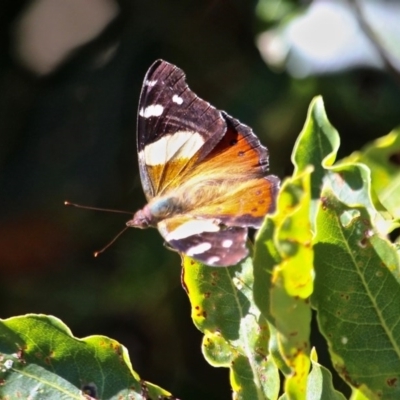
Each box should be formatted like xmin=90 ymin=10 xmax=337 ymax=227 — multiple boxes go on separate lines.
xmin=127 ymin=60 xmax=280 ymax=266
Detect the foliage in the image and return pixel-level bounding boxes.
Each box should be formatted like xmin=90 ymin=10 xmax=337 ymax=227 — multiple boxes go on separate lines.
xmin=0 ymin=314 xmax=175 ymax=399
xmin=1 ymin=97 xmax=400 ymax=399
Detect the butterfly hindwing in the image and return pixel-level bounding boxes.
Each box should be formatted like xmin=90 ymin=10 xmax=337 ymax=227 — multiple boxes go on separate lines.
xmin=158 ymin=216 xmax=248 ymax=267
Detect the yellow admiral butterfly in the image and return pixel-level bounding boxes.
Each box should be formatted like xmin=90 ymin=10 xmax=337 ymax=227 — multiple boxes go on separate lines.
xmin=127 ymin=60 xmax=279 ymax=266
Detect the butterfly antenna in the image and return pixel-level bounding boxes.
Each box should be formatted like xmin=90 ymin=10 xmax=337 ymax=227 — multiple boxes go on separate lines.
xmin=94 ymin=226 xmax=130 ymax=257
xmin=64 ymin=201 xmax=133 ymax=215
xmin=65 ymin=201 xmax=133 ymax=257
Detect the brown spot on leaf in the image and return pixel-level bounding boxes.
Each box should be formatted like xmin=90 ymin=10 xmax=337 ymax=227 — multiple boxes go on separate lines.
xmin=361 ymin=218 xmax=371 ymax=227
xmin=387 ymin=377 xmax=398 ymax=387
xmin=389 ymin=152 xmax=400 ymax=165
xmin=82 ymin=383 xmax=97 ymax=398
xmin=17 ymin=348 xmax=26 ymax=360
xmin=140 ymin=380 xmax=149 ymax=397
xmin=255 ymin=348 xmax=267 ymax=358
xmin=238 ymin=151 xmax=245 ymax=157
xmin=114 ymin=345 xmax=123 ymax=356
xmin=335 ymin=364 xmax=360 ymax=388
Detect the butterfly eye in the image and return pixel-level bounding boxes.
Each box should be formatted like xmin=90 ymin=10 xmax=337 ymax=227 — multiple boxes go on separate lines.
xmin=129 ymin=209 xmax=150 ymax=228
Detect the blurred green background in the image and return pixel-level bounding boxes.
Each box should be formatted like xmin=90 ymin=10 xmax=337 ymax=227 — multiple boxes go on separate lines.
xmin=1 ymin=0 xmax=400 ymax=398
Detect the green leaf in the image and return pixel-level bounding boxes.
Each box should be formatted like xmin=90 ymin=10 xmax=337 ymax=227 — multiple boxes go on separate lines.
xmin=254 ymin=97 xmax=342 ymax=400
xmin=255 ymin=95 xmax=400 ymax=399
xmin=306 ymin=348 xmax=346 ymax=400
xmin=350 ymin=388 xmax=373 ymax=400
xmin=288 ymin=95 xmax=400 ymax=398
xmin=292 ymin=96 xmax=340 ymax=199
xmin=321 ymin=163 xmax=391 ymax=237
xmin=273 ymin=169 xmax=314 ymax=299
xmin=182 ymin=256 xmax=280 ymax=400
xmin=344 ymin=129 xmax=400 ymax=220
xmin=312 ymin=188 xmax=400 ymax=399
xmin=0 ymin=314 xmax=175 ymax=399
xmin=254 ymin=171 xmax=313 ymax=400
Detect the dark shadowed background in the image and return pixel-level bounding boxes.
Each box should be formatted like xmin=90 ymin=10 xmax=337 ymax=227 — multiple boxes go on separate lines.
xmin=1 ymin=0 xmax=400 ymax=398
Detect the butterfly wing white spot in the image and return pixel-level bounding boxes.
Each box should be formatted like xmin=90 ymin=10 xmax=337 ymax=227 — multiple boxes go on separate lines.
xmin=141 ymin=131 xmax=205 ymax=166
xmin=164 ymin=219 xmax=219 ymax=241
xmin=207 ymin=256 xmax=221 ymax=265
xmin=139 ymin=104 xmax=164 ymax=118
xmin=222 ymin=239 xmax=233 ymax=248
xmin=186 ymin=242 xmax=212 ymax=256
xmin=172 ymin=94 xmax=183 ymax=104
xmin=145 ymin=79 xmax=157 ymax=86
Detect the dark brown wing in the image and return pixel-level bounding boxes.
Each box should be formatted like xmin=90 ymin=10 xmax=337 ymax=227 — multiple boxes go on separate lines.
xmin=157 ymin=216 xmax=249 ymax=267
xmin=137 ymin=60 xmax=226 ymax=199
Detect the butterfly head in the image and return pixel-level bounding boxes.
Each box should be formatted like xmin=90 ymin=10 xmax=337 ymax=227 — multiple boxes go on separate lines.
xmin=127 ymin=206 xmax=152 ymax=229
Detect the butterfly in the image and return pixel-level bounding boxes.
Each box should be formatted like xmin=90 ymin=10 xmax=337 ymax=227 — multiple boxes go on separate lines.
xmin=127 ymin=60 xmax=280 ymax=267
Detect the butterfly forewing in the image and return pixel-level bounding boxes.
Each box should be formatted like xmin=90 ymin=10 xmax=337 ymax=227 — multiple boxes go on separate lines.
xmin=137 ymin=60 xmax=226 ymax=199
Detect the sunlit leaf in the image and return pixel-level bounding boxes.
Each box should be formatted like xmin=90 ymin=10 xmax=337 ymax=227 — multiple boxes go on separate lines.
xmin=182 ymin=256 xmax=280 ymax=400
xmin=306 ymin=348 xmax=346 ymax=400
xmin=292 ymin=96 xmax=340 ymax=227
xmin=345 ymin=129 xmax=400 ymax=220
xmin=313 ymin=189 xmax=400 ymax=399
xmin=0 ymin=315 xmax=175 ymax=399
